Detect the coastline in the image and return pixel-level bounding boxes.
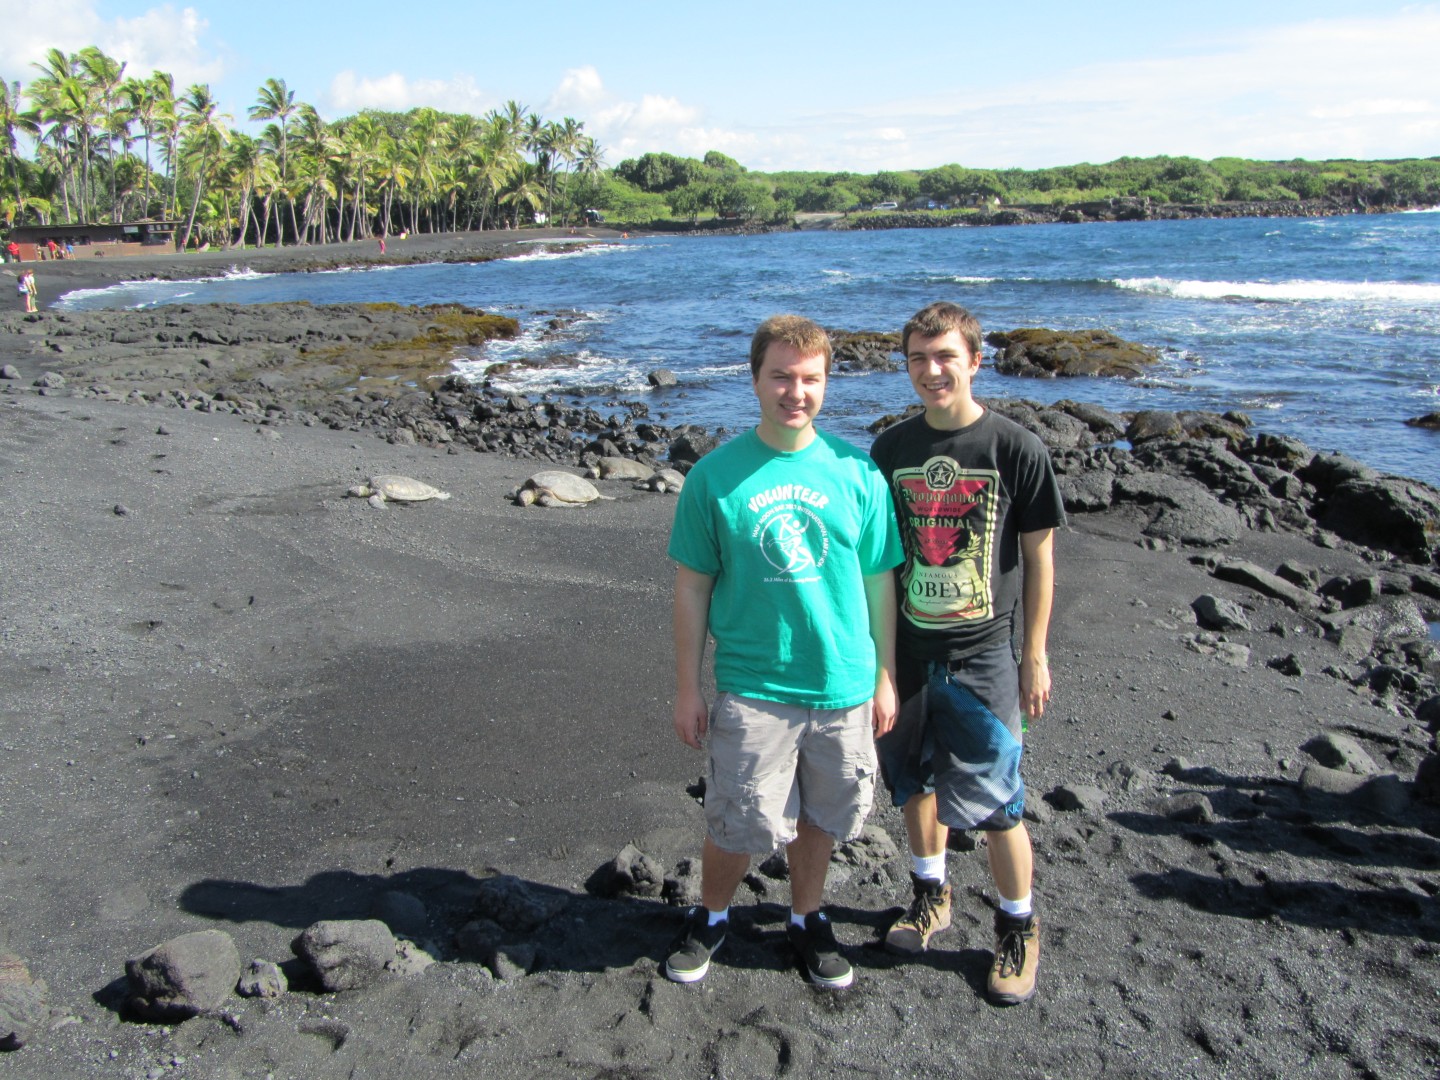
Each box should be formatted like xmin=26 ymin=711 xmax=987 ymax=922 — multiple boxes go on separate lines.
xmin=10 ymin=226 xmax=629 ymax=308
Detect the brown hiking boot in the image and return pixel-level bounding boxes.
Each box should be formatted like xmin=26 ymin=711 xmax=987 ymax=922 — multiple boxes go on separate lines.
xmin=988 ymin=910 xmax=1039 ymax=1004
xmin=884 ymin=874 xmax=952 ymax=955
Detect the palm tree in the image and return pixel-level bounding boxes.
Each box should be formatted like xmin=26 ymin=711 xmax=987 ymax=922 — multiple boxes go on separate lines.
xmin=145 ymin=72 xmax=178 ymax=218
xmin=120 ymin=75 xmax=162 ymax=217
xmin=290 ymin=104 xmax=338 ymax=243
xmin=464 ymin=116 xmax=518 ymax=231
xmin=249 ymin=78 xmax=300 ymax=241
xmin=26 ymin=50 xmax=83 ymax=222
xmin=224 ymin=132 xmax=264 ymax=246
xmin=500 ymin=161 xmax=545 ymax=228
xmin=401 ymin=107 xmax=445 ymax=234
xmin=176 ymin=83 xmax=231 ymax=250
xmin=337 ymin=114 xmax=383 ymax=241
xmin=373 ymin=135 xmax=410 ymax=239
xmin=248 ymin=78 xmax=296 ymax=182
xmin=0 ymin=79 xmax=26 ymax=207
xmin=251 ymin=154 xmax=282 ymax=246
xmin=77 ymin=46 xmax=126 ymax=220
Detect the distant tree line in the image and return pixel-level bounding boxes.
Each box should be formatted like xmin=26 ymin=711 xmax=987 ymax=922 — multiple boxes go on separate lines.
xmin=606 ymin=152 xmax=1440 ymax=223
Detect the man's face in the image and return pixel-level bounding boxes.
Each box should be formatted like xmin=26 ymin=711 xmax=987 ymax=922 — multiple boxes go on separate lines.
xmin=753 ymin=341 xmax=827 ymax=443
xmin=906 ymin=329 xmax=981 ymax=413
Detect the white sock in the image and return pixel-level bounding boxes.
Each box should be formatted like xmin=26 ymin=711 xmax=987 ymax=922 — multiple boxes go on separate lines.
xmin=912 ymin=853 xmax=947 ymax=884
xmin=707 ymin=907 xmax=729 ymax=927
xmin=790 ymin=910 xmax=809 ymax=929
xmin=998 ymin=893 xmax=1032 ymax=918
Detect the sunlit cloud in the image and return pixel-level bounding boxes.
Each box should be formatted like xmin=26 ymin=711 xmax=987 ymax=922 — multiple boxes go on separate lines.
xmin=0 ymin=0 xmax=226 ymax=88
xmin=325 ymin=70 xmax=497 ymax=117
xmin=544 ymin=66 xmax=755 ymax=164
xmin=547 ymin=64 xmax=605 ymax=110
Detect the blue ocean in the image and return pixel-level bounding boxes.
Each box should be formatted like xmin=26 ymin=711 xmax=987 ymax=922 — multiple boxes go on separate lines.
xmin=57 ymin=212 xmax=1440 ymax=483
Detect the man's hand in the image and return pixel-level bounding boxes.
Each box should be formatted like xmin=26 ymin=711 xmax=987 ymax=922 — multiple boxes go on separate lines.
xmin=1019 ymin=651 xmax=1050 ymax=720
xmin=673 ymin=686 xmax=708 ymax=750
xmin=872 ymin=666 xmax=898 ymax=738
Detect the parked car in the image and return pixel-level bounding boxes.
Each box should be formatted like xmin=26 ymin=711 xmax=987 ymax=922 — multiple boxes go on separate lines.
xmin=872 ymin=201 xmax=899 ymax=211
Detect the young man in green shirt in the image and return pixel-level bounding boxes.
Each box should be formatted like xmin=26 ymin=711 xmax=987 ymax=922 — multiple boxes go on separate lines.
xmin=667 ymin=314 xmax=903 ymax=988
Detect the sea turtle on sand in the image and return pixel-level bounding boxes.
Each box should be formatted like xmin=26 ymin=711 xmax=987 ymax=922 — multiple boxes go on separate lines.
xmin=347 ymin=475 xmax=452 ymax=509
xmin=513 ymin=470 xmax=608 ymax=508
xmin=586 ymin=456 xmax=653 ymax=482
xmin=638 ymin=468 xmax=686 ymax=494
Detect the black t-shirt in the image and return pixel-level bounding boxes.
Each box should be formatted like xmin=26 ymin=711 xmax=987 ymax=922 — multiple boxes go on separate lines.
xmin=870 ymin=409 xmax=1066 ymax=661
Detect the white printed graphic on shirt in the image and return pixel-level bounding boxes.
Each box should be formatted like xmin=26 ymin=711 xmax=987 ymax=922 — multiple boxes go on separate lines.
xmin=748 ymin=482 xmax=832 ymax=583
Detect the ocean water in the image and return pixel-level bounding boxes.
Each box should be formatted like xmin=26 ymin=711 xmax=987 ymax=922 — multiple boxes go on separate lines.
xmin=56 ymin=212 xmax=1440 ymax=482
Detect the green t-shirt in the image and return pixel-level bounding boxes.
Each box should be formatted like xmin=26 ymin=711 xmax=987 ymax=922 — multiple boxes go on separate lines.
xmin=668 ymin=428 xmax=903 ymax=709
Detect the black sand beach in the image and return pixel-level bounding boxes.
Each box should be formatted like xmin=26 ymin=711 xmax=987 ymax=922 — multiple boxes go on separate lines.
xmin=1 ymin=235 xmax=1438 ymax=1078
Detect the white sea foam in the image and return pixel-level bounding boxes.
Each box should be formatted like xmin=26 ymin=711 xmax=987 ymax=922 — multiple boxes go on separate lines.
xmin=1113 ymin=277 xmax=1440 ymax=304
xmin=695 ymin=362 xmax=751 ymax=378
xmin=452 ymin=348 xmax=649 ymax=394
xmin=53 ymin=264 xmax=275 ymax=309
xmin=507 ymin=242 xmax=631 ymax=263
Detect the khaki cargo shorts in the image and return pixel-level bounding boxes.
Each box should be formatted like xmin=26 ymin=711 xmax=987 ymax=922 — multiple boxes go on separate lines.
xmin=704 ymin=692 xmax=877 ymax=855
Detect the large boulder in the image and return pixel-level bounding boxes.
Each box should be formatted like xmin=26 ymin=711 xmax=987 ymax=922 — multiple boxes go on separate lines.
xmin=1112 ymin=472 xmax=1244 ymax=546
xmin=831 ymin=330 xmax=901 ymax=372
xmin=986 ymin=328 xmax=1160 ymax=378
xmin=292 ymin=920 xmax=396 ymax=992
xmin=126 ymin=930 xmax=240 ymax=1021
xmin=1311 ymin=476 xmax=1440 ymax=563
xmin=668 ymin=427 xmax=720 ymax=468
xmin=0 ymin=954 xmax=48 ymax=1050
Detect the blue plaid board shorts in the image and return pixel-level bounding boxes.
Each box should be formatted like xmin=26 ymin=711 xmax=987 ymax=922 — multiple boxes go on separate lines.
xmin=878 ymin=640 xmax=1025 ymax=832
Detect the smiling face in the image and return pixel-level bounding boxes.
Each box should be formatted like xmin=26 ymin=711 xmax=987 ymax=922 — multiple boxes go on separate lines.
xmin=907 ymin=328 xmax=984 ymax=429
xmin=753 ymin=340 xmax=827 ymax=451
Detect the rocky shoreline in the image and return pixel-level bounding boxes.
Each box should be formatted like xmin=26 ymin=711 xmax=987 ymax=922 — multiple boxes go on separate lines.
xmin=1 ymin=283 xmax=1439 ymax=1076
xmin=838 ymin=196 xmax=1425 ymax=230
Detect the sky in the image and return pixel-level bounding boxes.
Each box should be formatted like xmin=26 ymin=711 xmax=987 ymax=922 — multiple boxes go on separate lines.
xmin=1 ymin=0 xmax=1436 ymax=172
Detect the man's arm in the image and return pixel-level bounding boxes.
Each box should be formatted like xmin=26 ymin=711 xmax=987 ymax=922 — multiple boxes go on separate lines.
xmin=673 ymin=564 xmax=716 ymax=750
xmin=1018 ymin=528 xmax=1055 ymax=720
xmin=863 ymin=570 xmax=898 ymax=737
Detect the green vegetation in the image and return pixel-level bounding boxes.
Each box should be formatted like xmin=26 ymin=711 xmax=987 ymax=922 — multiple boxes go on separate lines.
xmin=1 ymin=47 xmax=605 ymax=247
xmin=3 ymin=42 xmax=1438 ymax=245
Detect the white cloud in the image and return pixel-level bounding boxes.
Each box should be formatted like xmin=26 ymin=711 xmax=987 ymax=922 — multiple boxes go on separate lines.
xmin=0 ymin=1 xmax=225 ymax=89
xmin=325 ymin=70 xmax=497 ymax=117
xmin=547 ymin=65 xmax=605 ymax=111
xmin=745 ymin=6 xmax=1440 ymax=169
xmin=545 ymin=67 xmax=756 ymax=166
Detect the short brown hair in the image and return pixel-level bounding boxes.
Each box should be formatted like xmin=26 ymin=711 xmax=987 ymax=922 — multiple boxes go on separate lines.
xmin=902 ymin=302 xmax=983 ymax=360
xmin=749 ymin=314 xmax=832 ymax=379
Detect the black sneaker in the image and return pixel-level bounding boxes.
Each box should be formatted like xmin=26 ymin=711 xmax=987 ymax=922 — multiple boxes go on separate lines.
xmin=664 ymin=907 xmax=727 ymax=983
xmin=787 ymin=911 xmax=853 ymax=989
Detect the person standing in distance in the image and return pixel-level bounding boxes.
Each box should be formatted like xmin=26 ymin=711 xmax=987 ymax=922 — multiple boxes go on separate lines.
xmin=870 ymin=301 xmax=1065 ymax=1005
xmin=666 ymin=314 xmax=903 ymax=989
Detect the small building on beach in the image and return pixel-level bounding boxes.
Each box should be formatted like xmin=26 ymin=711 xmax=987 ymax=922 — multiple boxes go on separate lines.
xmin=6 ymin=221 xmax=181 ymax=260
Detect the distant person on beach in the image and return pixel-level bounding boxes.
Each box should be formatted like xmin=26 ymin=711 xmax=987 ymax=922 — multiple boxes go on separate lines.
xmin=869 ymin=301 xmax=1064 ymax=1006
xmin=378 ymin=237 xmax=386 ymax=255
xmin=64 ymin=241 xmax=73 ymax=259
xmin=18 ymin=269 xmax=37 ymax=312
xmin=665 ymin=314 xmax=903 ymax=989
xmin=5 ymin=240 xmax=19 ymax=263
